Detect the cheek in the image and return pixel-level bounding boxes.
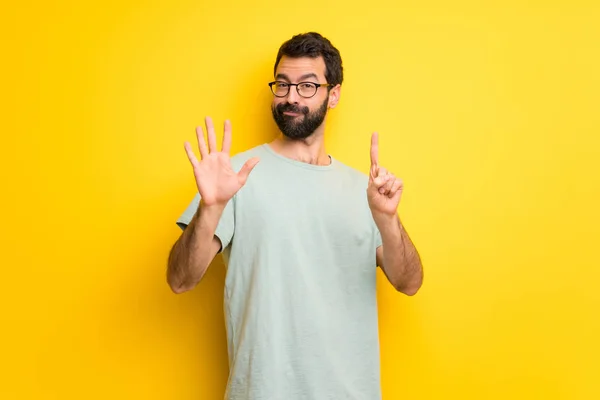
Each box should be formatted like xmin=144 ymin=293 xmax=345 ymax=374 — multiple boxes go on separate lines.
xmin=273 ymin=98 xmax=288 ymax=107
xmin=309 ymin=96 xmax=327 ymax=110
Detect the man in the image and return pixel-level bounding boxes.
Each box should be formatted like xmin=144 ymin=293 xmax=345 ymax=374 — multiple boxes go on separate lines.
xmin=167 ymin=32 xmax=423 ymax=400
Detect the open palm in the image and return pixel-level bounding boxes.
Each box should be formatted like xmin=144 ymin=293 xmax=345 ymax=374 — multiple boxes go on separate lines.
xmin=184 ymin=117 xmax=259 ymax=207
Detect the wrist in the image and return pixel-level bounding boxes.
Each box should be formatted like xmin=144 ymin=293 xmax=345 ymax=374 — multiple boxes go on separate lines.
xmin=373 ymin=212 xmax=400 ymax=234
xmin=195 ymin=199 xmax=226 ymax=227
xmin=199 ymin=198 xmax=226 ymax=213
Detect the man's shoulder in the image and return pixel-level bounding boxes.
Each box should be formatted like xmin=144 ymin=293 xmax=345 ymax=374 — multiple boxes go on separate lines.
xmin=333 ymin=158 xmax=370 ymax=184
xmin=229 ymin=144 xmax=267 ymax=171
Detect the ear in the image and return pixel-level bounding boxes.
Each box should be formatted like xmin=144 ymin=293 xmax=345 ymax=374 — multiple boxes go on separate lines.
xmin=328 ymin=84 xmax=341 ymax=109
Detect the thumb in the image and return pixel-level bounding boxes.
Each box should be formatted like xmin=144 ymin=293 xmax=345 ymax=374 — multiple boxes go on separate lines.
xmin=237 ymin=157 xmax=260 ymax=185
xmin=369 ymin=164 xmax=378 ymax=182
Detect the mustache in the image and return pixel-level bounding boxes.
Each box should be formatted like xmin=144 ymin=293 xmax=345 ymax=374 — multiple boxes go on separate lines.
xmin=276 ymin=103 xmax=310 ymax=115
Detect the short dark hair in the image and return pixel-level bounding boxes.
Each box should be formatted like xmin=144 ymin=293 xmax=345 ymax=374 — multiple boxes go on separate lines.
xmin=274 ymin=32 xmax=343 ymax=86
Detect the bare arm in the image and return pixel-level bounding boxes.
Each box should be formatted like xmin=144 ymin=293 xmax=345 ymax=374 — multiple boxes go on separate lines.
xmin=367 ymin=131 xmax=423 ymax=296
xmin=375 ymin=216 xmax=423 ymax=295
xmin=167 ymin=116 xmax=259 ymax=294
xmin=167 ymin=201 xmax=224 ymax=294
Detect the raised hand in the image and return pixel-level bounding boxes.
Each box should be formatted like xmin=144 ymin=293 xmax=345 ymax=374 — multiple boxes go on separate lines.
xmin=184 ymin=117 xmax=259 ymax=207
xmin=367 ymin=132 xmax=404 ymax=219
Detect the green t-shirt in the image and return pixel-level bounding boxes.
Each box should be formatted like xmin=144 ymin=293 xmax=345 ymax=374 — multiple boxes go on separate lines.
xmin=177 ymin=143 xmax=383 ymax=400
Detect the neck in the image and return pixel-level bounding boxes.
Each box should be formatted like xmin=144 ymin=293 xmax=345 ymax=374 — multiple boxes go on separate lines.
xmin=269 ymin=128 xmax=330 ymax=166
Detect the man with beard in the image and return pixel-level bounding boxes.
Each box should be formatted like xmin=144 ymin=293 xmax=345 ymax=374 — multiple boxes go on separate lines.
xmin=167 ymin=32 xmax=423 ymax=400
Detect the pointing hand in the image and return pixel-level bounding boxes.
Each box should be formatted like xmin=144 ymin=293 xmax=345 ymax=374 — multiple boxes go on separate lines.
xmin=367 ymin=132 xmax=403 ymax=220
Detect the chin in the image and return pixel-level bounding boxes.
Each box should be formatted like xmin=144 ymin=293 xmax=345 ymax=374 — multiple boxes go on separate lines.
xmin=282 ymin=130 xmax=315 ymax=140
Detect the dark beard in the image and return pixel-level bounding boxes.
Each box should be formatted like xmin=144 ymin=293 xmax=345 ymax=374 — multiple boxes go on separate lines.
xmin=271 ymin=97 xmax=329 ymax=140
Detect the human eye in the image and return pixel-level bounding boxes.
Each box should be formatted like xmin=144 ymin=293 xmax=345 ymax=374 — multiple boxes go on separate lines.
xmin=298 ymin=82 xmax=316 ymax=90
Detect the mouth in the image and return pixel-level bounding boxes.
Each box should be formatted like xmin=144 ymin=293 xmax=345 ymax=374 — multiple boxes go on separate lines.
xmin=283 ymin=111 xmax=302 ymax=117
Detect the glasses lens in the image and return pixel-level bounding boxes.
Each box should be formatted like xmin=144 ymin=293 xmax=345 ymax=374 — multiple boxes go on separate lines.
xmin=298 ymin=83 xmax=317 ymax=98
xmin=272 ymin=82 xmax=289 ymax=97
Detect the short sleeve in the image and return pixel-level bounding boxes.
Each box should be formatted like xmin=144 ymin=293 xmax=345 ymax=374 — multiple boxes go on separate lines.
xmin=175 ymin=193 xmax=235 ymax=253
xmin=373 ymin=221 xmax=383 ymax=249
xmin=175 ymin=193 xmax=200 ymax=230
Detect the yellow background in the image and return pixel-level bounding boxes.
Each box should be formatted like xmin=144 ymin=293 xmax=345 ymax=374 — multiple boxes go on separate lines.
xmin=2 ymin=0 xmax=599 ymax=399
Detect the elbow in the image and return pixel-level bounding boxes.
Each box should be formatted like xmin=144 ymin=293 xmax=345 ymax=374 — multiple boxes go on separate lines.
xmin=167 ymin=270 xmax=199 ymax=294
xmin=169 ymin=282 xmax=188 ymax=294
xmin=166 ymin=269 xmax=196 ymax=295
xmin=394 ymin=278 xmax=423 ymax=296
xmin=168 ymin=279 xmax=196 ymax=294
xmin=398 ymin=284 xmax=421 ymax=296
xmin=167 ymin=276 xmax=184 ymax=294
xmin=166 ymin=254 xmax=201 ymax=294
xmin=395 ymin=264 xmax=424 ymax=296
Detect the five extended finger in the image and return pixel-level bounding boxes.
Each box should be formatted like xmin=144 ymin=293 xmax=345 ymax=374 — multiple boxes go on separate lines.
xmin=195 ymin=125 xmax=208 ymax=159
xmin=237 ymin=157 xmax=260 ymax=185
xmin=222 ymin=119 xmax=232 ymax=154
xmin=184 ymin=141 xmax=200 ymax=167
xmin=206 ymin=116 xmax=217 ymax=153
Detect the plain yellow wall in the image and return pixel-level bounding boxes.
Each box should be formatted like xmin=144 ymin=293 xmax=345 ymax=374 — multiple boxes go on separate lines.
xmin=2 ymin=1 xmax=599 ymax=399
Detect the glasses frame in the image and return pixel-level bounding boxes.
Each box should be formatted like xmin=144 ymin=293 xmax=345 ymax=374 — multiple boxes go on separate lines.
xmin=268 ymin=81 xmax=334 ymax=98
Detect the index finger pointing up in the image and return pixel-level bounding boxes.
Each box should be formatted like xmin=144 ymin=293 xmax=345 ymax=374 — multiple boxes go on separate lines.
xmin=370 ymin=131 xmax=379 ymax=167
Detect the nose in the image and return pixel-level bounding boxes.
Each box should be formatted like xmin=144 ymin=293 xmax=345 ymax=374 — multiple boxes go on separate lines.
xmin=285 ymin=85 xmax=300 ymax=104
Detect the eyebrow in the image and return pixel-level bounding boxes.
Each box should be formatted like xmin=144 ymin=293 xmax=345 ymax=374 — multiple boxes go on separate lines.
xmin=276 ymin=73 xmax=319 ymax=82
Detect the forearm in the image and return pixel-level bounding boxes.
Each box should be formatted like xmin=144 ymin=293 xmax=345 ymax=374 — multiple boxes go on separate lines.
xmin=167 ymin=201 xmax=224 ymax=293
xmin=377 ymin=215 xmax=423 ymax=295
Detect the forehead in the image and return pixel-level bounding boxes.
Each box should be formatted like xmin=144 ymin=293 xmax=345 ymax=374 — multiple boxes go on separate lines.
xmin=275 ymin=56 xmax=326 ymax=81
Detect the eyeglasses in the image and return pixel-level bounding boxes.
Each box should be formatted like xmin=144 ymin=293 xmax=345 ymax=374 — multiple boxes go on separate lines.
xmin=268 ymin=81 xmax=333 ymax=98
